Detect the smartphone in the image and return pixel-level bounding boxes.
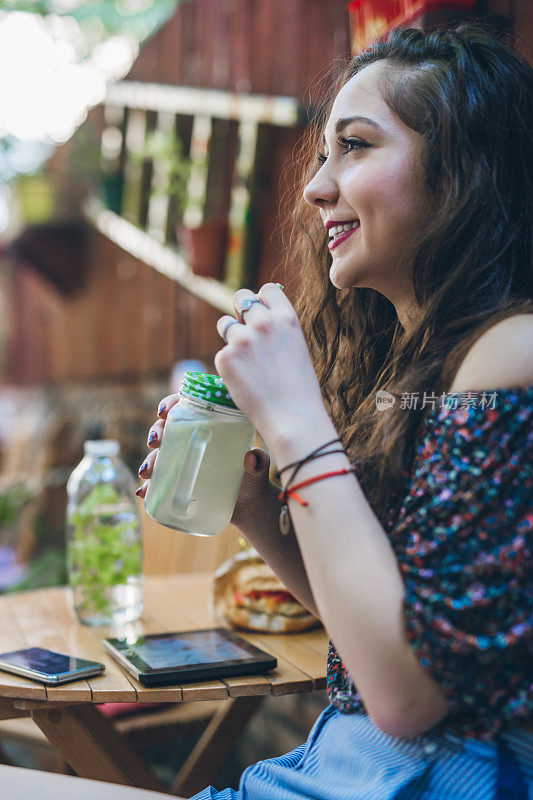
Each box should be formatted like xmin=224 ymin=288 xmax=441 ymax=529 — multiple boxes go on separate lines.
xmin=0 ymin=647 xmax=105 ymax=685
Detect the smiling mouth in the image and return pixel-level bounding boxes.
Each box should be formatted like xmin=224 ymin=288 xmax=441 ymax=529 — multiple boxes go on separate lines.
xmin=328 ymin=221 xmax=360 ymax=251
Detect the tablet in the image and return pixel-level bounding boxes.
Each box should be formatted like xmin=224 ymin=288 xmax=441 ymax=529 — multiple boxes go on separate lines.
xmin=103 ymin=628 xmax=277 ymax=686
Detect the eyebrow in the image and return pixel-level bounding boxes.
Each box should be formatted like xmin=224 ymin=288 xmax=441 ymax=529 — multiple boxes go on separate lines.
xmin=322 ymin=115 xmax=383 ymax=145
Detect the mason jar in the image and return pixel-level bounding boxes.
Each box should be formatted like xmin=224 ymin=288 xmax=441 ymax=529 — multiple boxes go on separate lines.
xmin=66 ymin=440 xmax=143 ymax=626
xmin=144 ymin=372 xmax=255 ymax=536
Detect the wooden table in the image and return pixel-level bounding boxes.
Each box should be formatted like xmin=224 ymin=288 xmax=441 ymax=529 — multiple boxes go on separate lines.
xmin=0 ymin=574 xmax=328 ymax=796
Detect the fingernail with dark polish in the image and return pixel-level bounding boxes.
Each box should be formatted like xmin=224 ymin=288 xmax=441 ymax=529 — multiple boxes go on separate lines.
xmin=253 ymin=452 xmax=261 ymax=468
xmin=148 ymin=431 xmax=158 ymax=445
xmin=138 ymin=462 xmax=148 ymax=475
xmin=158 ymin=403 xmax=166 ymax=416
xmin=136 ymin=486 xmax=144 ymax=497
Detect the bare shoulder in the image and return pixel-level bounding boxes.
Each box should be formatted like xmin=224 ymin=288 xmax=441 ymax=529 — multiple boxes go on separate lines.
xmin=449 ymin=313 xmax=533 ymax=393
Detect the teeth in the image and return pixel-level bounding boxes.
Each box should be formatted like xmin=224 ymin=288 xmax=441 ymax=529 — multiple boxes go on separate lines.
xmin=328 ymin=221 xmax=359 ymax=238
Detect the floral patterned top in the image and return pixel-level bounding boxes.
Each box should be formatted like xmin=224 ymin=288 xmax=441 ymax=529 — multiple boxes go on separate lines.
xmin=327 ymin=385 xmax=533 ymax=741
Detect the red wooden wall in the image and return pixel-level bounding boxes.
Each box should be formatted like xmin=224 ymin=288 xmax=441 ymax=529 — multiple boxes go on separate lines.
xmin=3 ymin=228 xmax=225 ymax=384
xmin=3 ymin=0 xmax=351 ymax=386
xmin=128 ymin=0 xmax=351 ymax=100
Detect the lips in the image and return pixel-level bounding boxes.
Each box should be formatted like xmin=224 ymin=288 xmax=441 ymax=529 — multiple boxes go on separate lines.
xmin=328 ymin=222 xmax=360 ymax=251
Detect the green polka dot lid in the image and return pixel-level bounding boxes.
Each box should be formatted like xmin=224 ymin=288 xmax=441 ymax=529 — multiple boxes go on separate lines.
xmin=181 ymin=371 xmax=237 ymax=409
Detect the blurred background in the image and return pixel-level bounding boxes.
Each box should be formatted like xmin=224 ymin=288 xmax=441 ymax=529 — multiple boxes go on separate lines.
xmin=0 ymin=0 xmax=530 ymax=788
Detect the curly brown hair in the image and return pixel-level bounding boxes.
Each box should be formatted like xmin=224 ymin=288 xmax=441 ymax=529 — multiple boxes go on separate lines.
xmin=280 ymin=23 xmax=533 ymax=517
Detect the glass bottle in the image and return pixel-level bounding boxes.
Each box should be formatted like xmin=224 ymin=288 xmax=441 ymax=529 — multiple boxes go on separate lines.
xmin=66 ymin=440 xmax=143 ymax=626
xmin=144 ymin=372 xmax=255 ymax=536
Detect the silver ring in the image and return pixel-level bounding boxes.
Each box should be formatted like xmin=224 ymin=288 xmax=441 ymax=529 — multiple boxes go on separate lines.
xmin=240 ymin=297 xmax=264 ymax=316
xmin=222 ymin=318 xmax=241 ymax=343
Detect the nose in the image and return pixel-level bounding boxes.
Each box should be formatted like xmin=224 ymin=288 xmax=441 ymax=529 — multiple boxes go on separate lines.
xmin=303 ymin=163 xmax=339 ymax=208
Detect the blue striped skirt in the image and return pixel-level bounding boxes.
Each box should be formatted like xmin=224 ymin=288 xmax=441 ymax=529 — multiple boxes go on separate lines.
xmin=191 ymin=704 xmax=532 ymax=799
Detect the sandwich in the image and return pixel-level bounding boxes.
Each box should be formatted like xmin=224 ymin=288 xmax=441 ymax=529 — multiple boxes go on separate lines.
xmin=212 ymin=556 xmax=319 ymax=633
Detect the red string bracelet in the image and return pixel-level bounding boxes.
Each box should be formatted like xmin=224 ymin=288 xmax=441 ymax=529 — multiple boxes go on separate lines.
xmin=278 ymin=466 xmax=357 ymax=535
xmin=278 ymin=466 xmax=357 ymax=507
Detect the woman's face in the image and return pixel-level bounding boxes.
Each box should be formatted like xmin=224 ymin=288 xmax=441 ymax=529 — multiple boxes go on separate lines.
xmin=303 ymin=61 xmax=429 ymax=302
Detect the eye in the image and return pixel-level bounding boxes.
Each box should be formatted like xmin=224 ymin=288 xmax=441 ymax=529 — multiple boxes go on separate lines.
xmin=316 ymin=135 xmax=370 ymax=165
xmin=337 ymin=135 xmax=369 ymax=154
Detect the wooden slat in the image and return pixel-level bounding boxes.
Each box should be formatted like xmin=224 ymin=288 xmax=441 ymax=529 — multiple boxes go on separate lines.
xmin=225 ymin=118 xmax=259 ymax=289
xmin=13 ymin=699 xmax=86 ymax=711
xmin=251 ymin=0 xmax=277 ymax=94
xmin=106 ymin=83 xmax=301 ymax=126
xmin=138 ymin=109 xmax=158 ymax=230
xmin=208 ymin=0 xmax=232 ymax=90
xmin=116 ymin=682 xmax=182 ymax=705
xmin=145 ymin=111 xmax=175 ymax=241
xmin=182 ymin=115 xmax=212 ymax=229
xmin=40 ymin=588 xmax=138 ymax=704
xmin=221 ymin=672 xmax=272 ymax=699
xmin=121 ymin=108 xmax=148 ymax=226
xmin=273 ymin=0 xmax=305 ymax=97
xmin=204 ymin=118 xmax=238 ymax=223
xmin=165 ymin=113 xmax=194 ymax=242
xmin=4 ymin=591 xmax=92 ymax=703
xmin=179 ymin=0 xmax=199 ymax=87
xmin=238 ymin=629 xmax=327 ymax=691
xmin=0 ymin=595 xmax=47 ymax=700
xmin=179 ymin=680 xmax=228 ymax=703
xmin=298 ymin=627 xmax=329 ymax=658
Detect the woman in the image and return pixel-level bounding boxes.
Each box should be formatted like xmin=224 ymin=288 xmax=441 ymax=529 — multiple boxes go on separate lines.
xmin=138 ymin=23 xmax=532 ymax=799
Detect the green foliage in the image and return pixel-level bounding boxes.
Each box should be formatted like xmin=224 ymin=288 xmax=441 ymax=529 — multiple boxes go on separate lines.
xmin=132 ymin=130 xmax=192 ymax=213
xmin=0 ymin=482 xmax=34 ymax=527
xmin=8 ymin=547 xmax=67 ymax=593
xmin=0 ymin=2 xmax=179 ymax=38
xmin=68 ymin=120 xmax=102 ymax=186
xmin=67 ymin=483 xmax=141 ymax=619
xmin=0 ymin=2 xmax=48 ymax=12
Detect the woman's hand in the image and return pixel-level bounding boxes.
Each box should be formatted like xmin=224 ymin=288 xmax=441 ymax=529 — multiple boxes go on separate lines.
xmin=215 ymin=283 xmax=327 ymax=447
xmin=136 ymin=395 xmax=272 ymax=527
xmin=135 ymin=392 xmax=179 ymax=499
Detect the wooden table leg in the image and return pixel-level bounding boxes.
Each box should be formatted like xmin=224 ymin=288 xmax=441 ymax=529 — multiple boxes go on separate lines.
xmin=171 ymin=695 xmax=263 ymax=797
xmin=0 ymin=698 xmax=28 ymax=767
xmin=31 ymin=704 xmax=166 ymax=793
xmin=0 ymin=698 xmax=29 ymax=721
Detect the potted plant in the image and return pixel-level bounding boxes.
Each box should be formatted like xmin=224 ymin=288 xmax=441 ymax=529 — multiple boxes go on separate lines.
xmin=133 ymin=131 xmax=228 ymax=280
xmin=176 ymin=217 xmax=229 ymax=281
xmin=15 ymin=173 xmax=57 ymax=226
